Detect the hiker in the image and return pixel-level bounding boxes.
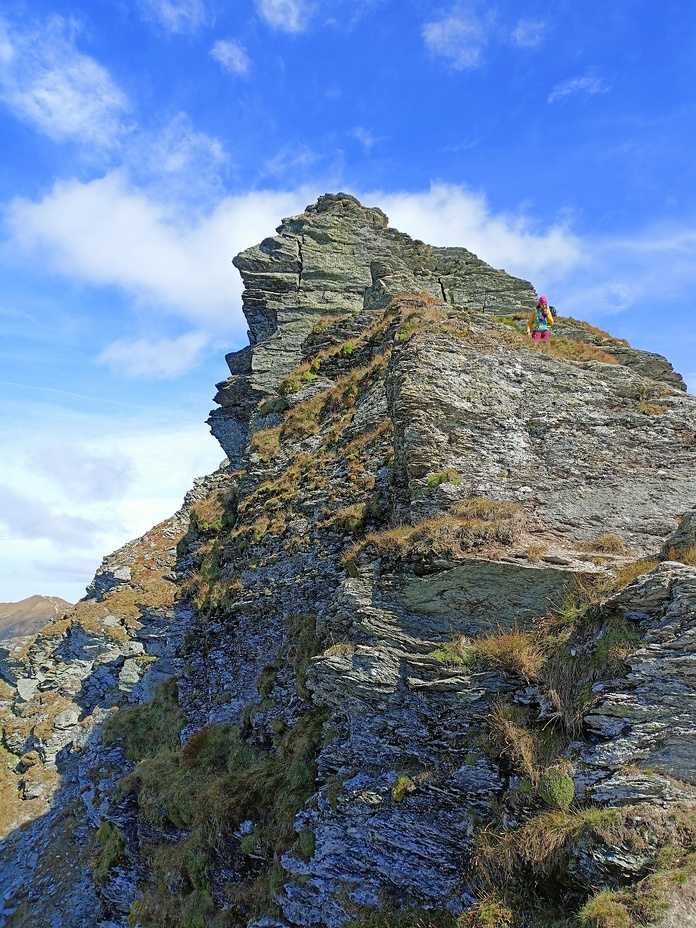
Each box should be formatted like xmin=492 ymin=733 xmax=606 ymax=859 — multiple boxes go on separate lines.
xmin=526 ymin=296 xmax=554 ymax=342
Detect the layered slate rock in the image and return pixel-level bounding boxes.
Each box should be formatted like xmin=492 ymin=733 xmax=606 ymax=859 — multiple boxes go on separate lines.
xmin=208 ymin=192 xmax=539 ymax=465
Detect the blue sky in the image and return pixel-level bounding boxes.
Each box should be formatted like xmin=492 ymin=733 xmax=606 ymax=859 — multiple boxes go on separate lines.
xmin=1 ymin=0 xmax=695 ymax=602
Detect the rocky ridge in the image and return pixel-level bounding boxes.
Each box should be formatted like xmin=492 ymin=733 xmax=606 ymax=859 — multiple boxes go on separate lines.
xmin=1 ymin=193 xmax=695 ymax=928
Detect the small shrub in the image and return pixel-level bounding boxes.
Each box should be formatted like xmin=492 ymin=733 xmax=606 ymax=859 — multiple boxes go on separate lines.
xmin=538 ymin=768 xmax=575 ymax=811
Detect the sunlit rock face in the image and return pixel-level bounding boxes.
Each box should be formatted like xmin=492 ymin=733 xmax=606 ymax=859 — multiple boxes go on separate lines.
xmin=1 ymin=194 xmax=695 ymax=928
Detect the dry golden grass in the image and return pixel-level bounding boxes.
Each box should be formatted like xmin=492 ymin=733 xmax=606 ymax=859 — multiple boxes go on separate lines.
xmin=475 ymin=628 xmax=543 ymax=683
xmin=562 ymin=317 xmax=629 ymax=347
xmin=612 ymin=559 xmax=659 ymax=588
xmin=487 ymin=703 xmax=542 ymax=785
xmin=666 ymin=544 xmax=696 ymax=566
xmin=542 ymin=337 xmax=620 ymax=365
xmin=589 ymin=533 xmax=630 ymax=554
xmin=250 ymin=426 xmax=282 ymax=462
xmin=343 ymin=497 xmax=525 ymax=568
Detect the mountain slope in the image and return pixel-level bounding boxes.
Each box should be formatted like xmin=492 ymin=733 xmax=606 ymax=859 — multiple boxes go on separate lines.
xmin=1 ymin=193 xmax=695 ymax=928
xmin=0 ymin=596 xmax=72 ymax=641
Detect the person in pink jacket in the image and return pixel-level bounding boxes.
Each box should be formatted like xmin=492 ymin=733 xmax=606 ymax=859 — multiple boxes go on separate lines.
xmin=526 ymin=295 xmax=554 ymax=341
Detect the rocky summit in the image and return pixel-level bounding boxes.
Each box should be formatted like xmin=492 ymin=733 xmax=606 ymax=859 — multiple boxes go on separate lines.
xmin=1 ymin=192 xmax=696 ymax=928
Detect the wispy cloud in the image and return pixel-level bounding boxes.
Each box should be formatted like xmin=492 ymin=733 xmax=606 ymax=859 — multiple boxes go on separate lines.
xmin=422 ymin=10 xmax=488 ymax=70
xmin=210 ymin=39 xmax=251 ymax=75
xmin=0 ymin=15 xmax=130 ymax=147
xmin=31 ymin=447 xmax=135 ymax=501
xmin=374 ymin=183 xmax=583 ymax=280
xmin=138 ymin=0 xmax=209 ymax=34
xmin=352 ymin=127 xmax=379 ymax=150
xmin=98 ymin=332 xmax=211 ymax=378
xmin=512 ymin=19 xmax=545 ymax=48
xmin=0 ymin=484 xmax=102 ymax=547
xmin=548 ymin=72 xmax=609 ymax=104
xmin=126 ymin=113 xmax=228 ymax=206
xmin=5 ymin=176 xmax=313 ymax=371
xmin=255 ymin=0 xmax=312 ymax=33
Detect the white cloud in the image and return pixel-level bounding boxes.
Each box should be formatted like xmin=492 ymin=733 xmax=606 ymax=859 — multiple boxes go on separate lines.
xmin=210 ymin=39 xmax=251 ymax=75
xmin=422 ymin=11 xmax=487 ymax=70
xmin=0 ymin=484 xmax=102 ymax=548
xmin=31 ymin=447 xmax=135 ymax=501
xmin=374 ymin=183 xmax=583 ymax=280
xmin=548 ymin=72 xmax=609 ymax=104
xmin=512 ymin=19 xmax=545 ymax=48
xmin=0 ymin=413 xmax=223 ymax=601
xmin=98 ymin=332 xmax=211 ymax=378
xmin=255 ymin=0 xmax=311 ymax=33
xmin=0 ymin=15 xmax=130 ymax=147
xmin=4 ymin=174 xmax=313 ymax=348
xmin=139 ymin=0 xmax=209 ymax=33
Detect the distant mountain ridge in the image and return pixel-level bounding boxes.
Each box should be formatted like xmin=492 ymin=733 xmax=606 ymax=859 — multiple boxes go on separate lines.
xmin=0 ymin=595 xmax=72 ymax=641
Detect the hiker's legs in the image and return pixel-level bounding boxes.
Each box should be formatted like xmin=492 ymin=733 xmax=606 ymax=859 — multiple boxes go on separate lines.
xmin=532 ymin=330 xmax=543 ymax=341
xmin=540 ymin=330 xmax=550 ymax=342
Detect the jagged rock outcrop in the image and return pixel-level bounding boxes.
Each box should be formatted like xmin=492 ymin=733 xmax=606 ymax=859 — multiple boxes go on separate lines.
xmin=1 ymin=193 xmax=695 ymax=928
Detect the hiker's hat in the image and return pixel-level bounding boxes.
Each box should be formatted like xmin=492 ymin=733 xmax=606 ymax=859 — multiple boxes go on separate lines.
xmin=538 ymin=295 xmax=548 ymax=306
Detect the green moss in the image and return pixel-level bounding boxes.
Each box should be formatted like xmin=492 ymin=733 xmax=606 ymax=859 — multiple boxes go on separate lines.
xmin=298 ymin=828 xmax=315 ymax=861
xmin=429 ymin=639 xmax=474 ymax=668
xmin=426 ymin=469 xmax=461 ymax=488
xmin=259 ymin=397 xmax=290 ymax=417
xmin=391 ymin=774 xmax=416 ymax=803
xmin=538 ymin=768 xmax=575 ymax=811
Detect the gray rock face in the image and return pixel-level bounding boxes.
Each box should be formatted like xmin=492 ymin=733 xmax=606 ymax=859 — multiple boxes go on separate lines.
xmin=584 ymin=562 xmax=696 ymax=786
xmin=208 ymin=192 xmax=538 ymax=464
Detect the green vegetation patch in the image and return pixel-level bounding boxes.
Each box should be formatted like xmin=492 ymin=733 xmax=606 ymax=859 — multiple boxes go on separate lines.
xmin=105 ymin=614 xmax=328 ymax=928
xmin=102 ymin=676 xmax=185 ymax=761
xmin=89 ymin=819 xmax=127 ymax=885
